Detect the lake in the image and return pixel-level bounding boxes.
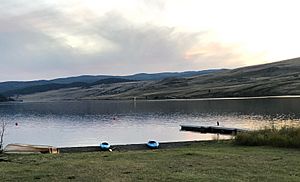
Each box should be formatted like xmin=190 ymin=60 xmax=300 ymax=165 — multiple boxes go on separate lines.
xmin=1 ymin=97 xmax=300 ymax=147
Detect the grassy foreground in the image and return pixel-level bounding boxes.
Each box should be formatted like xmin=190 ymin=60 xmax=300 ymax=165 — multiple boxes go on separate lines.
xmin=0 ymin=141 xmax=300 ymax=181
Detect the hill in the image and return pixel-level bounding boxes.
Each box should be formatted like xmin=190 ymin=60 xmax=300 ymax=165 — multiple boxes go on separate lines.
xmin=0 ymin=94 xmax=14 ymax=102
xmin=0 ymin=94 xmax=8 ymax=102
xmin=0 ymin=70 xmax=223 ymax=94
xmin=133 ymin=57 xmax=300 ymax=99
xmin=13 ymin=58 xmax=300 ymax=101
xmin=2 ymin=78 xmax=137 ymax=97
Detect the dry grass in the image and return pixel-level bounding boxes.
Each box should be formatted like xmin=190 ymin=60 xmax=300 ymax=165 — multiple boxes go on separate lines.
xmin=1 ymin=141 xmax=300 ymax=181
xmin=235 ymin=127 xmax=300 ymax=148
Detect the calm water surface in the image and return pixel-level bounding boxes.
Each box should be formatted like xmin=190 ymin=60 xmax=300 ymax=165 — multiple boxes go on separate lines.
xmin=1 ymin=98 xmax=300 ymax=147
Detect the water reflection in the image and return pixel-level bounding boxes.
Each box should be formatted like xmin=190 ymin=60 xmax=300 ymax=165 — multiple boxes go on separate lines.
xmin=0 ymin=98 xmax=299 ymax=147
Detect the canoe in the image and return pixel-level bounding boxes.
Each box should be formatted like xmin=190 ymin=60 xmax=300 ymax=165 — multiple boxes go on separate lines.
xmin=147 ymin=140 xmax=159 ymax=149
xmin=100 ymin=142 xmax=110 ymax=150
xmin=4 ymin=144 xmax=59 ymax=154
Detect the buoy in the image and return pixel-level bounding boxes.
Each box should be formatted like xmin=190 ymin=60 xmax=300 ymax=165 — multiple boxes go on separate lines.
xmin=147 ymin=140 xmax=159 ymax=149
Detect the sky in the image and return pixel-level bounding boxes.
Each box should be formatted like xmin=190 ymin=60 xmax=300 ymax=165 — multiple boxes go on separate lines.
xmin=1 ymin=0 xmax=300 ymax=81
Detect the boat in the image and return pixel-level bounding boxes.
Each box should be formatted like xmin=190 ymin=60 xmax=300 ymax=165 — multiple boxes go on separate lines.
xmin=100 ymin=142 xmax=110 ymax=150
xmin=147 ymin=140 xmax=159 ymax=149
xmin=4 ymin=144 xmax=59 ymax=154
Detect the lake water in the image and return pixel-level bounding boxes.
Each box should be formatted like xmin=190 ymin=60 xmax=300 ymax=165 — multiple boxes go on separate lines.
xmin=1 ymin=98 xmax=300 ymax=147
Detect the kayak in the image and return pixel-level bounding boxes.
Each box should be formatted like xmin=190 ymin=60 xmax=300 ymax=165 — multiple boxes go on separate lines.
xmin=147 ymin=140 xmax=159 ymax=149
xmin=100 ymin=142 xmax=110 ymax=151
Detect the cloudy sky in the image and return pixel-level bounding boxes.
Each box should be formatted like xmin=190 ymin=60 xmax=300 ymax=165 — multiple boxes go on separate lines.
xmin=1 ymin=0 xmax=299 ymax=81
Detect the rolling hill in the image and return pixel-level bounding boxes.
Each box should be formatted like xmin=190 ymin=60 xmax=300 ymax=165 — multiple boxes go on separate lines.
xmin=0 ymin=94 xmax=8 ymax=102
xmin=0 ymin=70 xmax=223 ymax=94
xmin=136 ymin=57 xmax=300 ymax=99
xmin=2 ymin=78 xmax=136 ymax=97
xmin=0 ymin=94 xmax=14 ymax=102
xmin=8 ymin=58 xmax=300 ymax=101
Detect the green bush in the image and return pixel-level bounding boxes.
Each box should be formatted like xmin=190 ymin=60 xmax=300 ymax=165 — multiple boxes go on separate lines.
xmin=235 ymin=127 xmax=300 ymax=148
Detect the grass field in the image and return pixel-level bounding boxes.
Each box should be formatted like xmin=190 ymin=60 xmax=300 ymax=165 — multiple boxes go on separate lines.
xmin=0 ymin=141 xmax=300 ymax=181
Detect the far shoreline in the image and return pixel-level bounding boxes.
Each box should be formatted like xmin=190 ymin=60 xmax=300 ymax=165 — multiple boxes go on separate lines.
xmin=12 ymin=94 xmax=300 ymax=103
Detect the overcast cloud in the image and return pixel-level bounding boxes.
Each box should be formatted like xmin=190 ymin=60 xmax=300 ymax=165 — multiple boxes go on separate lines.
xmin=0 ymin=0 xmax=299 ymax=81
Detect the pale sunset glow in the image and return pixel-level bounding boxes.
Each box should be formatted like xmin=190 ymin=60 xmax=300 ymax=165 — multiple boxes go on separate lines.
xmin=0 ymin=0 xmax=299 ymax=81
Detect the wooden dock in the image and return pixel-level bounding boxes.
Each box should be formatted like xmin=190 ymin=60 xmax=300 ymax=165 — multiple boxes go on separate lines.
xmin=180 ymin=125 xmax=247 ymax=135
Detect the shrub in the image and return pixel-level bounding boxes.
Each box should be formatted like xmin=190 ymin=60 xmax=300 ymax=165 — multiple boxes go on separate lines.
xmin=235 ymin=126 xmax=300 ymax=148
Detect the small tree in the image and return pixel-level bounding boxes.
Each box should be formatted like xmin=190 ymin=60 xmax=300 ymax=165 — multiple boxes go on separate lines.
xmin=0 ymin=121 xmax=7 ymax=152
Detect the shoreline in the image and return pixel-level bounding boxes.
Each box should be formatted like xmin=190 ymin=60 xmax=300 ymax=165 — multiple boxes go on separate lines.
xmin=7 ymin=94 xmax=300 ymax=103
xmin=58 ymin=140 xmax=224 ymax=153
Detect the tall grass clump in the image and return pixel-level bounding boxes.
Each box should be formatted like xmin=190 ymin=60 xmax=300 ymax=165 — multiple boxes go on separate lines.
xmin=0 ymin=121 xmax=7 ymax=153
xmin=235 ymin=126 xmax=300 ymax=148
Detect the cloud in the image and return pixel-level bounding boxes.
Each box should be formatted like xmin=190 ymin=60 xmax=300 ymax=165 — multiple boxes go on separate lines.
xmin=91 ymin=12 xmax=200 ymax=65
xmin=184 ymin=42 xmax=251 ymax=68
xmin=0 ymin=0 xmax=254 ymax=81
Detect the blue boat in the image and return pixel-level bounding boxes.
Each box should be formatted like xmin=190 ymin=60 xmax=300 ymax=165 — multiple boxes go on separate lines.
xmin=100 ymin=142 xmax=110 ymax=151
xmin=147 ymin=140 xmax=159 ymax=149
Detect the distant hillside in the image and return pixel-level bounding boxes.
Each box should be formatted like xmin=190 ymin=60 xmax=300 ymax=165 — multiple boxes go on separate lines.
xmin=0 ymin=69 xmax=224 ymax=94
xmin=17 ymin=57 xmax=300 ymax=101
xmin=0 ymin=94 xmax=13 ymax=102
xmin=3 ymin=78 xmax=135 ymax=97
xmin=136 ymin=58 xmax=300 ymax=99
xmin=121 ymin=70 xmax=222 ymax=81
xmin=0 ymin=94 xmax=7 ymax=102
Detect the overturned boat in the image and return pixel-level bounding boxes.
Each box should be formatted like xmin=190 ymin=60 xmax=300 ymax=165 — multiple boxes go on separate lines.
xmin=99 ymin=142 xmax=111 ymax=151
xmin=147 ymin=140 xmax=159 ymax=149
xmin=4 ymin=144 xmax=59 ymax=154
